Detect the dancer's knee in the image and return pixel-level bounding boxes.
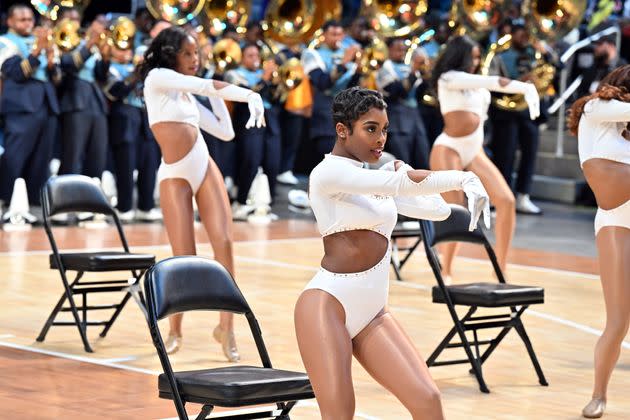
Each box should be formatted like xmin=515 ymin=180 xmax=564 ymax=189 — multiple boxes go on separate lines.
xmin=603 ymin=318 xmax=630 ymax=343
xmin=318 ymin=392 xmax=355 ymax=420
xmin=406 ymin=383 xmax=442 ymax=415
xmin=494 ymin=190 xmax=515 ymax=211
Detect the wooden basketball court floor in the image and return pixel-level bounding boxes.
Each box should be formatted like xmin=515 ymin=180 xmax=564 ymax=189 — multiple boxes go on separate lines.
xmin=1 ymin=220 xmax=629 ymax=419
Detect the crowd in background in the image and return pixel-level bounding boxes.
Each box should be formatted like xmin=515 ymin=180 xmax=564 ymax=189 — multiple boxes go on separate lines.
xmin=1 ymin=0 xmax=630 ymax=225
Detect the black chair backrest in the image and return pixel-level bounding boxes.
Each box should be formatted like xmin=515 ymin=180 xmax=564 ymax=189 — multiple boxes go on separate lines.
xmin=425 ymin=204 xmax=488 ymax=247
xmin=420 ymin=204 xmax=505 ymax=284
xmin=145 ymin=256 xmax=251 ymax=321
xmin=43 ymin=175 xmax=114 ymax=217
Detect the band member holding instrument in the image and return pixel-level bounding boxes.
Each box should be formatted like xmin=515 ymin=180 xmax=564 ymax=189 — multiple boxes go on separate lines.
xmin=0 ymin=5 xmax=61 ymax=219
xmin=302 ymin=20 xmax=361 ymax=165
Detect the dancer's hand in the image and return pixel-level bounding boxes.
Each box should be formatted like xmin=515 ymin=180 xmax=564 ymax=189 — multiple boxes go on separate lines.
xmin=461 ymin=173 xmax=491 ymax=231
xmin=523 ymin=83 xmax=540 ymax=121
xmin=246 ymin=92 xmax=265 ymax=129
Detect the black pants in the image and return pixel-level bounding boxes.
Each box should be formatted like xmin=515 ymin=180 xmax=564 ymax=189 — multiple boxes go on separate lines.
xmin=279 ymin=109 xmax=306 ymax=174
xmin=419 ymin=104 xmax=444 ymax=147
xmin=59 ymin=109 xmax=108 ymax=178
xmin=385 ymin=104 xmax=430 ymax=170
xmin=0 ymin=110 xmax=56 ymax=205
xmin=235 ymin=107 xmax=281 ymax=204
xmin=110 ymin=106 xmax=160 ymax=212
xmin=489 ymin=110 xmax=540 ymax=195
xmin=314 ymin=135 xmax=336 ymax=161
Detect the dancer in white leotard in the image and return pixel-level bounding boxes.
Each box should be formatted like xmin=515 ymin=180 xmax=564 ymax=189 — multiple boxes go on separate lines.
xmin=139 ymin=27 xmax=265 ymax=359
xmin=568 ymin=65 xmax=630 ymax=419
xmin=295 ymin=87 xmax=491 ymax=419
xmin=429 ymin=35 xmax=540 ymax=283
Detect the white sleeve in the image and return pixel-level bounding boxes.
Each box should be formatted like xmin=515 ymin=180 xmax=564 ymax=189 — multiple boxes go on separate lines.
xmin=312 ymin=159 xmax=467 ymax=198
xmin=196 ymin=97 xmax=235 ymax=141
xmin=440 ymin=71 xmax=534 ymax=95
xmin=146 ymin=67 xmax=257 ymax=103
xmin=584 ymin=99 xmax=630 ymax=123
xmin=146 ymin=68 xmax=217 ymax=96
xmin=379 ymin=161 xmax=451 ymax=220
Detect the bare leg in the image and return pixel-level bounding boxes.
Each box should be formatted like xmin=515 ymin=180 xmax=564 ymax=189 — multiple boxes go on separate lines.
xmin=196 ymin=158 xmax=236 ymax=331
xmin=294 ymin=290 xmax=355 ymax=419
xmin=468 ymin=151 xmax=515 ymax=273
xmin=160 ymin=178 xmax=196 ymax=338
xmin=353 ymin=310 xmax=444 ymax=420
xmin=430 ymin=145 xmax=464 ymax=283
xmin=592 ymin=227 xmax=630 ymax=399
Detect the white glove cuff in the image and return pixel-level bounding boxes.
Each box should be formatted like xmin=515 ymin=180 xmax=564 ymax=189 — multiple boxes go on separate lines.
xmin=212 ymin=84 xmax=256 ymax=103
xmin=504 ymin=80 xmax=534 ymax=95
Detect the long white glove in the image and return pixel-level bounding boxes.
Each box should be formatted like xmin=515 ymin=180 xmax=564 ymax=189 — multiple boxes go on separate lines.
xmin=522 ymin=83 xmax=540 ymax=121
xmin=460 ymin=172 xmax=491 ymax=231
xmin=246 ymin=92 xmax=266 ymax=129
xmin=211 ymin=84 xmax=266 ymax=128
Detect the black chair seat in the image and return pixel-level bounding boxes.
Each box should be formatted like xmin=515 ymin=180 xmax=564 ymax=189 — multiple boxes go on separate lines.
xmin=158 ymin=366 xmax=314 ymax=406
xmin=50 ymin=252 xmax=155 ymax=272
xmin=432 ymin=282 xmax=544 ymax=307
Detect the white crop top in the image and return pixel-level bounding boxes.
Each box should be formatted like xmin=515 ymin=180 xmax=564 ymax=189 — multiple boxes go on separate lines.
xmin=309 ymin=154 xmax=452 ymax=240
xmin=578 ymin=99 xmax=630 ymax=167
xmin=144 ymin=68 xmax=234 ymax=141
xmin=438 ymin=71 xmax=531 ymax=118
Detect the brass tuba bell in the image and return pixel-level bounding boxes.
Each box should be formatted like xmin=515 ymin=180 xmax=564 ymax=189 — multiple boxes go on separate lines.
xmin=448 ymin=0 xmax=510 ymax=39
xmin=31 ymin=0 xmax=91 ymax=21
xmin=146 ymin=0 xmax=206 ymax=25
xmin=53 ymin=17 xmax=81 ymax=52
xmin=201 ymin=0 xmax=250 ymax=36
xmin=108 ymin=16 xmax=136 ymax=51
xmin=361 ymin=0 xmax=427 ymax=38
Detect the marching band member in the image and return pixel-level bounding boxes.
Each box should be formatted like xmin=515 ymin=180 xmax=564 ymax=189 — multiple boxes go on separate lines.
xmin=58 ymin=13 xmax=109 ymax=181
xmin=301 ymin=20 xmax=361 ymax=164
xmin=0 ymin=5 xmax=61 ymax=218
xmin=225 ymin=42 xmax=282 ymax=219
xmin=102 ymin=43 xmax=162 ymax=222
xmin=377 ymin=37 xmax=430 ymax=169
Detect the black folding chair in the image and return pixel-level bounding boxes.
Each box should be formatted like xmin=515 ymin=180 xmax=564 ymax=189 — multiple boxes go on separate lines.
xmin=420 ymin=204 xmax=548 ymax=393
xmin=145 ymin=256 xmax=315 ymax=420
xmin=37 ymin=175 xmax=155 ymax=352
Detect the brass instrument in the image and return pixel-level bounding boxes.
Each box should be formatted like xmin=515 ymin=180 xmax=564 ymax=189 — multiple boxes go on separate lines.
xmin=31 ymin=0 xmax=90 ymax=21
xmin=211 ymin=38 xmax=242 ymax=75
xmin=361 ymin=0 xmax=427 ymax=38
xmin=201 ymin=0 xmax=250 ymax=36
xmin=481 ymin=0 xmax=586 ymax=112
xmin=53 ymin=18 xmax=81 ymax=52
xmin=448 ymin=0 xmax=510 ymax=39
xmin=263 ymin=0 xmax=341 ymax=113
xmin=146 ymin=0 xmax=206 ymax=25
xmin=108 ymin=16 xmax=136 ymax=51
xmin=264 ymin=0 xmax=341 ymax=46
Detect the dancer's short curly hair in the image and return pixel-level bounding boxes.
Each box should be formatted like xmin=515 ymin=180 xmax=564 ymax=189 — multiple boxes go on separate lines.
xmin=332 ymin=87 xmax=387 ymax=134
xmin=136 ymin=26 xmax=191 ymax=81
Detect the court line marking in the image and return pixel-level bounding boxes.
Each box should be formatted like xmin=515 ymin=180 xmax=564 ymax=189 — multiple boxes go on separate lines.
xmin=0 ymin=340 xmax=158 ymax=375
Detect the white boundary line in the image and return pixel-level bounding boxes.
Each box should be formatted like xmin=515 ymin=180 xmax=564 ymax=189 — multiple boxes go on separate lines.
xmin=0 ymin=340 xmax=158 ymax=375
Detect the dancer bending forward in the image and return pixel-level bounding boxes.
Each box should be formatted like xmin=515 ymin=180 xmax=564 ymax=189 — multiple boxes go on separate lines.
xmin=140 ymin=27 xmax=265 ymax=359
xmin=569 ymin=65 xmax=630 ymax=419
xmin=295 ymin=87 xmax=491 ymax=419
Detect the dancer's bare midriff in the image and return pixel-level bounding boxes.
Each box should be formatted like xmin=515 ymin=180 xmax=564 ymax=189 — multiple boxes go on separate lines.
xmin=322 ymin=230 xmax=390 ymax=273
xmin=442 ymin=111 xmax=481 ymax=138
xmin=583 ymin=159 xmax=630 ymax=210
xmin=151 ymin=122 xmax=199 ymax=164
